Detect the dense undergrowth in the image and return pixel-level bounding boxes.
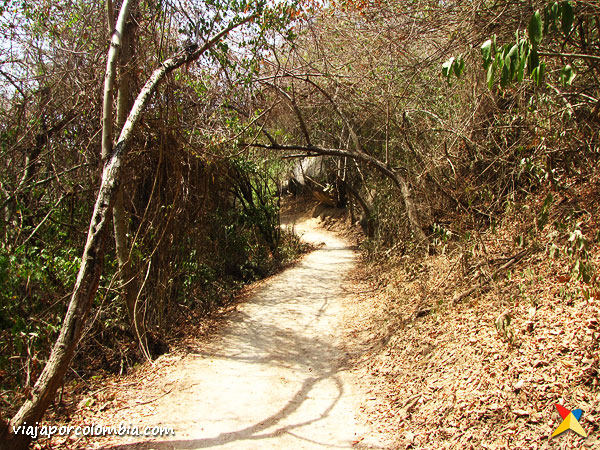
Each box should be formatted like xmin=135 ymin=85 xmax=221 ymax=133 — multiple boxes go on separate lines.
xmin=0 ymin=152 xmax=306 ymax=420
xmin=0 ymin=0 xmax=311 ymax=430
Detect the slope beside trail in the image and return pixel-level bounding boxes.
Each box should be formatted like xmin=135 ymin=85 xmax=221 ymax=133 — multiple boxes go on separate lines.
xmin=67 ymin=218 xmax=386 ymax=450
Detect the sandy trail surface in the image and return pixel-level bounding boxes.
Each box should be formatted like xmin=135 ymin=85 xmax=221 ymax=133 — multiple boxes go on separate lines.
xmin=88 ymin=219 xmax=383 ymax=450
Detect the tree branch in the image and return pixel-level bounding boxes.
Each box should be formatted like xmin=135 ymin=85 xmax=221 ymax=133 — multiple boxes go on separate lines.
xmin=538 ymin=51 xmax=600 ymax=62
xmin=4 ymin=14 xmax=258 ymax=450
xmin=249 ymin=142 xmax=427 ymax=242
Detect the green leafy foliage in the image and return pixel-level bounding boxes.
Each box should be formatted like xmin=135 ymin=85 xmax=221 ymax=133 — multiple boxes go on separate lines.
xmin=431 ymin=223 xmax=452 ymax=250
xmin=0 ymin=242 xmax=80 ymax=396
xmin=447 ymin=2 xmax=578 ymax=89
xmin=530 ymin=62 xmax=546 ymax=86
xmin=560 ymin=2 xmax=574 ymax=34
xmin=547 ymin=218 xmax=597 ymax=286
xmin=0 ymin=0 xmax=305 ymax=419
xmin=481 ymin=39 xmax=493 ymax=67
xmin=528 ymin=10 xmax=543 ymax=46
xmin=477 ymin=30 xmax=543 ymax=88
xmin=442 ymin=55 xmax=464 ymax=84
xmin=544 ymin=1 xmax=574 ymax=35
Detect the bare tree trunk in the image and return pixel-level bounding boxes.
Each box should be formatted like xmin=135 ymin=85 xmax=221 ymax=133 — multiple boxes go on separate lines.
xmin=337 ymin=177 xmax=375 ymax=237
xmin=0 ymin=14 xmax=254 ymax=450
xmin=111 ymin=4 xmax=148 ymax=354
xmin=0 ymin=3 xmax=134 ymax=448
xmin=101 ymin=0 xmax=132 ymax=162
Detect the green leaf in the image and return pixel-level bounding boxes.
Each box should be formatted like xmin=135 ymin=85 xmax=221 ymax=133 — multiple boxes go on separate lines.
xmin=442 ymin=57 xmax=454 ymax=83
xmin=517 ymin=43 xmax=529 ymax=82
xmin=528 ymin=10 xmax=543 ymax=46
xmin=487 ymin=62 xmax=495 ymax=89
xmin=560 ymin=1 xmax=574 ymax=34
xmin=454 ymin=56 xmax=465 ymax=77
xmin=501 ymin=63 xmax=510 ymax=88
xmin=551 ymin=2 xmax=560 ymax=31
xmin=481 ymin=39 xmax=493 ymax=66
xmin=506 ymin=44 xmax=519 ymax=79
xmin=531 ymin=66 xmax=539 ymax=85
xmin=528 ymin=47 xmax=540 ymax=73
xmin=517 ymin=56 xmax=527 ymax=82
xmin=544 ymin=2 xmax=559 ymax=34
xmin=560 ymin=64 xmax=576 ymax=85
xmin=531 ymin=62 xmax=546 ymax=86
xmin=495 ymin=48 xmax=504 ymax=67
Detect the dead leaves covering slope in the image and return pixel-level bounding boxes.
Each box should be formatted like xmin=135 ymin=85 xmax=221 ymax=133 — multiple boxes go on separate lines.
xmin=344 ymin=182 xmax=600 ymax=449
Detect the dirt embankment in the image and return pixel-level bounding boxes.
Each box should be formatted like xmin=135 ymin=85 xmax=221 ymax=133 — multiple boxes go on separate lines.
xmin=343 ymin=186 xmax=600 ymax=449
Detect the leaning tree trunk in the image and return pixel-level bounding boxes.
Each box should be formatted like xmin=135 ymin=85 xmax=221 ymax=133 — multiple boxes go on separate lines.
xmin=0 ymin=2 xmax=134 ymax=448
xmin=0 ymin=13 xmax=255 ymax=450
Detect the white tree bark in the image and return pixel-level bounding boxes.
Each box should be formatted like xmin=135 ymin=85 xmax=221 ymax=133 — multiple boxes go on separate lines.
xmin=111 ymin=3 xmax=148 ymax=354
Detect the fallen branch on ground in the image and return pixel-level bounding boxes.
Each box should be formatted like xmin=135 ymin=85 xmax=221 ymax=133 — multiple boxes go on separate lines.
xmin=114 ymin=387 xmax=174 ymax=412
xmin=452 ymin=249 xmax=530 ymax=304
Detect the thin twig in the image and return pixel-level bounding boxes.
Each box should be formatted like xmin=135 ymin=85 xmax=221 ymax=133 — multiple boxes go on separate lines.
xmin=538 ymin=51 xmax=600 ymax=62
xmin=114 ymin=387 xmax=174 ymax=412
xmin=19 ymin=195 xmax=65 ymax=247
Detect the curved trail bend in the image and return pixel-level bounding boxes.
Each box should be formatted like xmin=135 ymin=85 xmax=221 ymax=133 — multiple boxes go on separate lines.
xmin=95 ymin=219 xmax=383 ymax=450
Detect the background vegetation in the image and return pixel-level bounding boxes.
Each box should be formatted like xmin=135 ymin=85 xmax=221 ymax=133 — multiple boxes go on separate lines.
xmin=0 ymin=0 xmax=305 ymax=429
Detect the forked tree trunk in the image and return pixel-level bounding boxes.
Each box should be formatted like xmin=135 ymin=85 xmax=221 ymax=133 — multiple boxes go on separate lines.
xmin=0 ymin=13 xmax=255 ymax=450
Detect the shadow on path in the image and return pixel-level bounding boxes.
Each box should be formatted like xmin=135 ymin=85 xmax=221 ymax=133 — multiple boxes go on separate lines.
xmin=98 ymin=369 xmax=346 ymax=450
xmin=90 ymin=224 xmax=377 ymax=450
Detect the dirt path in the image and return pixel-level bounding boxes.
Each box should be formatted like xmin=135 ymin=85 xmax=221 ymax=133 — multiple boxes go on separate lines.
xmin=81 ymin=219 xmax=384 ymax=450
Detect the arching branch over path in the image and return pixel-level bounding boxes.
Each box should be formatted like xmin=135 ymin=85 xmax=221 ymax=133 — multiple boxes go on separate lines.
xmin=251 ymin=142 xmax=427 ymax=243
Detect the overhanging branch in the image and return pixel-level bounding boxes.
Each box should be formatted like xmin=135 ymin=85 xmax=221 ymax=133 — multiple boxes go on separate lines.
xmin=249 ymin=142 xmax=427 ymax=242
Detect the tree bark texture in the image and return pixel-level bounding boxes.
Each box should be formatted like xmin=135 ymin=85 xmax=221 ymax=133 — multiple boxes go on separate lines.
xmin=112 ymin=6 xmax=147 ymax=353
